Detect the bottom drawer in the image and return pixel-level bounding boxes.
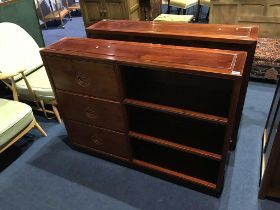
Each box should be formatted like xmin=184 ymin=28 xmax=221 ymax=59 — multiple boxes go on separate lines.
xmin=66 ymin=120 xmax=130 ymax=159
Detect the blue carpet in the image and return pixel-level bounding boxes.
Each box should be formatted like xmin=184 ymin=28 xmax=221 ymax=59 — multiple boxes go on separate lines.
xmin=42 ymin=16 xmax=86 ymax=46
xmin=1 ymin=16 xmax=280 ymax=210
xmin=1 ymin=82 xmax=280 ymax=210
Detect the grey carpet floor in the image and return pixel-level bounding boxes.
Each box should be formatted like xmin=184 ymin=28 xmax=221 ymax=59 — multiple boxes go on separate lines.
xmin=1 ymin=15 xmax=280 ymax=210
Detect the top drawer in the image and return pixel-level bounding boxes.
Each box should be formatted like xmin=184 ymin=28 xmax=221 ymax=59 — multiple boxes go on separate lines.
xmin=45 ymin=56 xmax=121 ymax=100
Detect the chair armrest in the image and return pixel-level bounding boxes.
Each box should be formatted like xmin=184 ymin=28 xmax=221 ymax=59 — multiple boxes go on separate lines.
xmin=0 ymin=72 xmax=19 ymax=80
xmin=0 ymin=69 xmax=25 ymax=79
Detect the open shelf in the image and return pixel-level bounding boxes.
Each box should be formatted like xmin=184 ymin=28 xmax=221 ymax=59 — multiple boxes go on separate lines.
xmin=132 ymin=139 xmax=219 ymax=188
xmin=127 ymin=106 xmax=226 ymax=155
xmin=129 ymin=131 xmax=222 ymax=161
xmin=124 ymin=98 xmax=228 ymax=125
xmin=121 ymin=65 xmax=233 ymax=118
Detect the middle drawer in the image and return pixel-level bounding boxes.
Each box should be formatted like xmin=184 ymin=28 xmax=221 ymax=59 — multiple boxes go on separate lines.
xmin=57 ymin=90 xmax=126 ymax=132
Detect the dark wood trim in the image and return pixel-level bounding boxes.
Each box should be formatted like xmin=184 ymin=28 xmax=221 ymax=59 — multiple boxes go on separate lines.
xmin=124 ymin=98 xmax=228 ymax=125
xmin=129 ymin=131 xmax=222 ymax=161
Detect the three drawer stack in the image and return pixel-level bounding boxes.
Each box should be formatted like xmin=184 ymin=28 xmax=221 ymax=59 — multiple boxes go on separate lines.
xmin=44 ymin=56 xmax=130 ymax=161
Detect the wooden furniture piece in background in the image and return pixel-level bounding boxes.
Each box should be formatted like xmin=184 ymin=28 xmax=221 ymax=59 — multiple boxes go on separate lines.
xmin=209 ymin=0 xmax=280 ymax=38
xmin=259 ymin=80 xmax=280 ymax=199
xmin=36 ymin=0 xmax=69 ymax=29
xmin=0 ymin=0 xmax=44 ymax=47
xmin=67 ymin=0 xmax=80 ymax=12
xmin=86 ymin=20 xmax=258 ymax=150
xmin=79 ymin=0 xmax=140 ymax=27
xmin=41 ymin=37 xmax=247 ymax=195
xmin=139 ymin=0 xmax=161 ymax=20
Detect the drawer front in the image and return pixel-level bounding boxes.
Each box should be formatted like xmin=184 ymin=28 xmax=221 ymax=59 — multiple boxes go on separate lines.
xmin=46 ymin=56 xmax=121 ymax=100
xmin=57 ymin=90 xmax=126 ymax=132
xmin=67 ymin=120 xmax=130 ymax=159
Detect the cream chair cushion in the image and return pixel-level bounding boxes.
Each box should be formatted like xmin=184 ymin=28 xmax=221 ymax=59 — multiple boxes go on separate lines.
xmin=200 ymin=0 xmax=210 ymax=6
xmin=0 ymin=99 xmax=34 ymax=149
xmin=154 ymin=14 xmax=194 ymax=22
xmin=0 ymin=22 xmax=43 ymax=81
xmin=15 ymin=66 xmax=55 ymax=101
xmin=170 ymin=0 xmax=198 ymax=9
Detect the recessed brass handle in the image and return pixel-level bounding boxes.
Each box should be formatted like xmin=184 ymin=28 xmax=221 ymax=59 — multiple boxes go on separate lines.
xmin=91 ymin=136 xmax=103 ymax=146
xmin=75 ymin=71 xmax=90 ymax=87
xmin=85 ymin=107 xmax=97 ymax=119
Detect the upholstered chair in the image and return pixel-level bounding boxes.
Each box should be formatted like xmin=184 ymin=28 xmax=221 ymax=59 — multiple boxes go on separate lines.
xmin=0 ymin=22 xmax=61 ymax=123
xmin=168 ymin=0 xmax=198 ymax=15
xmin=0 ymin=98 xmax=47 ymax=153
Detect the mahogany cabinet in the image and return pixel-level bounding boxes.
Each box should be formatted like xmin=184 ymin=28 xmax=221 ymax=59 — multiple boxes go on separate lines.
xmin=41 ymin=38 xmax=247 ymax=195
xmin=79 ymin=0 xmax=140 ymax=27
xmin=259 ymin=80 xmax=280 ymax=199
xmin=86 ymin=20 xmax=259 ymax=150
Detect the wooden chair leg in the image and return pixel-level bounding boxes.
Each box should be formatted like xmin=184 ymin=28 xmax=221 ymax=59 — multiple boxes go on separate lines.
xmin=206 ymin=8 xmax=210 ymax=20
xmin=11 ymin=77 xmax=19 ymax=101
xmin=34 ymin=121 xmax=47 ymax=137
xmin=177 ymin=8 xmax=182 ymax=15
xmin=40 ymin=100 xmax=51 ymax=119
xmin=167 ymin=0 xmax=171 ymax=13
xmin=60 ymin=19 xmax=65 ymax=28
xmin=195 ymin=4 xmax=202 ymax=22
xmin=52 ymin=105 xmax=62 ymax=123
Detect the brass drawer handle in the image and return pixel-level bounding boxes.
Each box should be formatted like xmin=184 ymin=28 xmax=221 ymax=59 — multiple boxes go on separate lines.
xmin=91 ymin=136 xmax=103 ymax=146
xmin=85 ymin=107 xmax=97 ymax=119
xmin=75 ymin=71 xmax=90 ymax=87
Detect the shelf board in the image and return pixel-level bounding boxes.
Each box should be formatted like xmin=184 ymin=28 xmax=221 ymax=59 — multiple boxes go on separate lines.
xmin=124 ymin=98 xmax=228 ymax=125
xmin=129 ymin=131 xmax=222 ymax=161
xmin=133 ymin=159 xmax=217 ymax=190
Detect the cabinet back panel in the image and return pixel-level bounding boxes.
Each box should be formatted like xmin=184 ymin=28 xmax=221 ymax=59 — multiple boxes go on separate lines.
xmin=127 ymin=106 xmax=226 ymax=154
xmin=122 ymin=66 xmax=233 ymax=118
xmin=132 ymin=139 xmax=220 ymax=184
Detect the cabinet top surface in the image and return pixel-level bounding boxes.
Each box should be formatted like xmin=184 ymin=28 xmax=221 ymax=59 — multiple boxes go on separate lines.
xmin=42 ymin=38 xmax=247 ymax=78
xmin=87 ymin=20 xmax=258 ymax=44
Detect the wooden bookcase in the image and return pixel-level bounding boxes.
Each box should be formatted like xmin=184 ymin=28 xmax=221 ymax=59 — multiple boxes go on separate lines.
xmin=86 ymin=20 xmax=259 ymax=150
xmin=41 ymin=38 xmax=247 ymax=195
xmin=259 ymin=80 xmax=280 ymax=199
